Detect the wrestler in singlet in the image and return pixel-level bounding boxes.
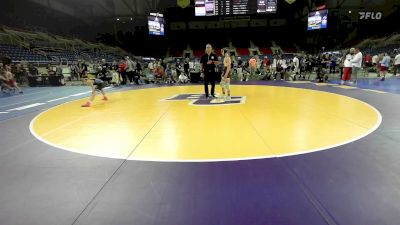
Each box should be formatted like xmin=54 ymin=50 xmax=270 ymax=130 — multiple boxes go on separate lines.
xmin=221 ymin=53 xmax=232 ymax=80
xmin=223 ymin=61 xmax=232 ymax=78
xmin=81 ymin=78 xmax=108 ymax=107
xmin=93 ymin=78 xmax=105 ymax=90
xmin=220 ymin=49 xmax=232 ymax=100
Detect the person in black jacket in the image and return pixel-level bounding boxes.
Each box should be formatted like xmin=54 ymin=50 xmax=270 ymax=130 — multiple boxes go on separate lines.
xmin=200 ymin=44 xmax=219 ymax=98
xmin=184 ymin=57 xmax=190 ymax=76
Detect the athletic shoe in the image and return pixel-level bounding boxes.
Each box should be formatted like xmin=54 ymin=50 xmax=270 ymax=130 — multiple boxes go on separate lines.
xmin=102 ymin=96 xmax=108 ymax=101
xmin=380 ymin=77 xmax=385 ymax=81
xmin=81 ymin=102 xmax=91 ymax=107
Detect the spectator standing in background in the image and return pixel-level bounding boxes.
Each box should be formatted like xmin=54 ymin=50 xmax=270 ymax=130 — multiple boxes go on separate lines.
xmin=379 ymin=53 xmax=391 ymax=81
xmin=329 ymin=56 xmax=337 ymax=74
xmin=364 ymin=53 xmax=372 ymax=68
xmin=372 ymin=53 xmax=379 ymax=76
xmin=394 ymin=49 xmax=400 ymax=76
xmin=349 ymin=48 xmax=363 ymax=85
xmin=292 ymin=55 xmax=300 ymax=80
xmin=119 ymin=59 xmax=127 ymax=84
xmin=184 ymin=57 xmax=190 ymax=77
xmin=125 ymin=56 xmax=135 ymax=84
xmin=341 ymin=51 xmax=353 ymax=85
xmin=78 ymin=60 xmax=88 ymax=80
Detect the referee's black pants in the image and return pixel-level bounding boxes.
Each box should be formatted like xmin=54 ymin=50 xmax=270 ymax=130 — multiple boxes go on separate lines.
xmin=204 ymin=74 xmax=215 ymax=97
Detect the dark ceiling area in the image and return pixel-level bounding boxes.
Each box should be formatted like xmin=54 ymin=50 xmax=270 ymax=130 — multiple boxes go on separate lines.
xmin=0 ymin=0 xmax=398 ymax=35
xmin=0 ymin=0 xmax=398 ymax=56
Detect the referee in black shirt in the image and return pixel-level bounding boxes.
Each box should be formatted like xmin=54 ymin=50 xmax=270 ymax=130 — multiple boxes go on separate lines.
xmin=200 ymin=44 xmax=219 ymax=98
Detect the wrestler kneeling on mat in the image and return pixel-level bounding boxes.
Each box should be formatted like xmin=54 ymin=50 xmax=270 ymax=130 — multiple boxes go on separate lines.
xmin=81 ymin=78 xmax=108 ymax=107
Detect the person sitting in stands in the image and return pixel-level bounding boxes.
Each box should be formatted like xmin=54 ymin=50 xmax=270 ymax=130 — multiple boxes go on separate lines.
xmin=4 ymin=65 xmax=23 ymax=93
xmin=153 ymin=64 xmax=165 ymax=83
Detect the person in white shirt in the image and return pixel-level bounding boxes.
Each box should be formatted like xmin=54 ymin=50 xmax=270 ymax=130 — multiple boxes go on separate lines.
xmin=177 ymin=65 xmax=189 ymax=83
xmin=148 ymin=61 xmax=154 ymax=70
xmin=178 ymin=73 xmax=189 ymax=83
xmin=372 ymin=54 xmax=379 ymax=76
xmin=394 ymin=49 xmax=400 ymax=76
xmin=342 ymin=53 xmax=353 ymax=85
xmin=271 ymin=55 xmax=277 ymax=76
xmin=372 ymin=54 xmax=379 ymax=66
xmin=281 ymin=59 xmax=287 ymax=71
xmin=125 ymin=56 xmax=135 ymax=84
xmin=275 ymin=57 xmax=285 ymax=80
xmin=350 ymin=48 xmax=363 ymax=84
xmin=293 ymin=55 xmax=300 ymax=79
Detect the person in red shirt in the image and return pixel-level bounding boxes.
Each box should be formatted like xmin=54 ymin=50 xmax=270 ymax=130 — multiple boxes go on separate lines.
xmin=364 ymin=54 xmax=373 ymax=67
xmin=118 ymin=59 xmax=127 ymax=84
xmin=153 ymin=64 xmax=165 ymax=84
xmin=3 ymin=65 xmax=22 ymax=94
xmin=249 ymin=57 xmax=257 ymax=69
xmin=263 ymin=56 xmax=271 ymax=75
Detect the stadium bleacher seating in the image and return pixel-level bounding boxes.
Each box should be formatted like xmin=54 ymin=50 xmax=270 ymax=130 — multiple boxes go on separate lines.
xmin=0 ymin=44 xmax=49 ymax=62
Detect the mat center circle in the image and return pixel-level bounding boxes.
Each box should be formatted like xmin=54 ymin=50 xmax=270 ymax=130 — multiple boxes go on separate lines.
xmin=30 ymin=85 xmax=381 ymax=162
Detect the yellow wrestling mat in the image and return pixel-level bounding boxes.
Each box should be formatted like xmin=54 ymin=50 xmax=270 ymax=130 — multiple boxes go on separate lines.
xmin=30 ymin=85 xmax=381 ymax=162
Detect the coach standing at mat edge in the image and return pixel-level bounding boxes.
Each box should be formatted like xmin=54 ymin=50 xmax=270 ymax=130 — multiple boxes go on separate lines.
xmin=200 ymin=44 xmax=219 ymax=98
